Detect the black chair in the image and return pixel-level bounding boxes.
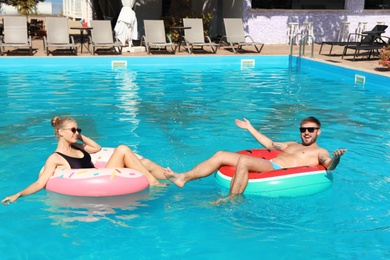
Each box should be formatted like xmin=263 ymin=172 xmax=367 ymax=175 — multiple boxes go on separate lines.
xmin=341 ymin=25 xmax=389 ymax=61
xmin=319 ymin=25 xmax=388 ymax=55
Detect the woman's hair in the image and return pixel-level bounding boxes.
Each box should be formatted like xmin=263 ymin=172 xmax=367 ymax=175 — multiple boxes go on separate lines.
xmin=51 ymin=116 xmax=76 ymax=138
xmin=301 ymin=116 xmax=321 ymax=128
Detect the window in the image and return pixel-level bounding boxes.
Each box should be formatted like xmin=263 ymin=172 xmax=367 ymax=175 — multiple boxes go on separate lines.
xmin=162 ymin=0 xmax=171 ymax=16
xmin=365 ymin=0 xmax=390 ymax=9
xmin=252 ymin=0 xmax=291 ymax=9
xmin=252 ymin=0 xmax=345 ymax=9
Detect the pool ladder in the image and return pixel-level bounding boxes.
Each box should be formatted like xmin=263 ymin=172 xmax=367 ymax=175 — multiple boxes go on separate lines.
xmin=289 ymin=33 xmax=314 ymax=69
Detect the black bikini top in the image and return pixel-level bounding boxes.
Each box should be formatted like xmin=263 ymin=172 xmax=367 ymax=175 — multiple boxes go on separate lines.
xmin=55 ymin=146 xmax=94 ymax=169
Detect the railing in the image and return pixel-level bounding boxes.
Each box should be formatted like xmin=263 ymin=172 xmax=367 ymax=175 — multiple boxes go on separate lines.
xmin=298 ymin=34 xmax=315 ymax=59
xmin=289 ymin=33 xmax=315 ymax=70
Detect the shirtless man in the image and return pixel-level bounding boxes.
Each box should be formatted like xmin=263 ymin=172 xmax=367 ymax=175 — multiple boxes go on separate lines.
xmin=164 ymin=116 xmax=347 ymax=202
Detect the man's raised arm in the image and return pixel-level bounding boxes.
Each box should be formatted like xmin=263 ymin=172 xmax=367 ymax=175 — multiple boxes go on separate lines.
xmin=235 ymin=118 xmax=288 ymax=151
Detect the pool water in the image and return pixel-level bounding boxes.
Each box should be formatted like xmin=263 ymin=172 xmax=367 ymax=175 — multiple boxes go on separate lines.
xmin=0 ymin=56 xmax=389 ymax=259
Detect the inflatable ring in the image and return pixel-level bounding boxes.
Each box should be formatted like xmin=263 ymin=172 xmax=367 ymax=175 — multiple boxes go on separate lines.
xmin=44 ymin=148 xmax=149 ymax=197
xmin=215 ymin=149 xmax=333 ymax=197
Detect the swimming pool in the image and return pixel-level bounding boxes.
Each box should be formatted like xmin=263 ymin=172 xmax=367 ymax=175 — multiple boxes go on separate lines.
xmin=0 ymin=56 xmax=389 ymax=259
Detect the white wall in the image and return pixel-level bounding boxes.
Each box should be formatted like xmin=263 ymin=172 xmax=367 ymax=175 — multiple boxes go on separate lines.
xmin=243 ymin=0 xmax=390 ymax=44
xmin=1 ymin=4 xmax=18 ymax=15
xmin=0 ymin=2 xmax=53 ymax=15
xmin=37 ymin=2 xmax=53 ymax=14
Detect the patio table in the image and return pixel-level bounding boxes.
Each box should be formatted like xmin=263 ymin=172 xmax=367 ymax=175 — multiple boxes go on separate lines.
xmin=170 ymin=26 xmax=191 ymax=51
xmin=70 ymin=27 xmax=93 ymax=53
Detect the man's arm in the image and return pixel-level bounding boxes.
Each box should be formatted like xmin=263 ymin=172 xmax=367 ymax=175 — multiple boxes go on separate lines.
xmin=235 ymin=118 xmax=289 ymax=151
xmin=319 ymin=149 xmax=347 ymax=170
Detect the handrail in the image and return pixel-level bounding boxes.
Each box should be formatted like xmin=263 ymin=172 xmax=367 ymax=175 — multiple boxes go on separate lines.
xmin=289 ymin=33 xmax=314 ymax=71
xmin=289 ymin=33 xmax=315 ymax=58
xmin=299 ymin=34 xmax=315 ymax=59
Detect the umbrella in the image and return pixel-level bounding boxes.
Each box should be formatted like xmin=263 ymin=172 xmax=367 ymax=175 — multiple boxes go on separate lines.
xmin=114 ymin=0 xmax=138 ymax=47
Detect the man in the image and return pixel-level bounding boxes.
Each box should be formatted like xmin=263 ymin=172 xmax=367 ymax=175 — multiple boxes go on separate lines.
xmin=164 ymin=116 xmax=347 ymax=202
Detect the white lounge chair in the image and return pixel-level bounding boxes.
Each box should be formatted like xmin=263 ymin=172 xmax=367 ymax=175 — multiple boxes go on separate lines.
xmin=182 ymin=18 xmax=218 ymax=54
xmin=89 ymin=20 xmax=123 ymax=55
xmin=142 ymin=20 xmax=177 ymax=54
xmin=44 ymin=17 xmax=77 ymax=56
xmin=221 ymin=18 xmax=264 ymax=54
xmin=0 ymin=16 xmax=33 ymax=55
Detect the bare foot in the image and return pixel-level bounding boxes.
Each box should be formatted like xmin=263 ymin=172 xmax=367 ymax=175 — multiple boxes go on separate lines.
xmin=163 ymin=167 xmax=186 ymax=188
xmin=210 ymin=197 xmax=230 ymax=206
xmin=210 ymin=194 xmax=242 ymax=206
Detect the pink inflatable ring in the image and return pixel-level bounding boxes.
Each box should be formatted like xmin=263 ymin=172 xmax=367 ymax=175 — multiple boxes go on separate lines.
xmin=44 ymin=148 xmax=149 ymax=197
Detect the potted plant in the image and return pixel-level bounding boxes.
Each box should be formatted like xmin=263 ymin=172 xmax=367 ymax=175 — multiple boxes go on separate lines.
xmin=379 ymin=45 xmax=390 ymax=69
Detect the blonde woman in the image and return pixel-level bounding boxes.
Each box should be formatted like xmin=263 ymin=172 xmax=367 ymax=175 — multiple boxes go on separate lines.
xmin=2 ymin=116 xmax=166 ymax=204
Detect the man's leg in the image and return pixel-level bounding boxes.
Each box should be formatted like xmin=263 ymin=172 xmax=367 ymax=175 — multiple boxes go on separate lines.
xmin=228 ymin=156 xmax=274 ymax=199
xmin=164 ymin=151 xmax=242 ymax=187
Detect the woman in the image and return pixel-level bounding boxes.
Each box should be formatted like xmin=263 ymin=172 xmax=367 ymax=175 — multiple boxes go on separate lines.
xmin=2 ymin=116 xmax=167 ymax=204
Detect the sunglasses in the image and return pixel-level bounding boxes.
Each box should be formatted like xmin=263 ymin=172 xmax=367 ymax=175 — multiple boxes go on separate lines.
xmin=299 ymin=127 xmax=319 ymax=133
xmin=64 ymin=127 xmax=82 ymax=134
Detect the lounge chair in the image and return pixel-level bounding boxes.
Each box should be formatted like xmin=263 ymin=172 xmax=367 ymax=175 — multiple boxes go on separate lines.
xmin=319 ymin=25 xmax=388 ymax=55
xmin=89 ymin=20 xmax=123 ymax=55
xmin=0 ymin=16 xmax=33 ymax=56
xmin=341 ymin=26 xmax=390 ymax=61
xmin=221 ymin=18 xmax=264 ymax=54
xmin=182 ymin=18 xmax=219 ymax=54
xmin=44 ymin=17 xmax=77 ymax=56
xmin=342 ymin=39 xmax=389 ymax=61
xmin=141 ymin=20 xmax=177 ymax=54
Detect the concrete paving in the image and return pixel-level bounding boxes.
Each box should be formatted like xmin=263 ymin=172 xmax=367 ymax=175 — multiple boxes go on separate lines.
xmin=3 ymin=37 xmax=390 ymax=77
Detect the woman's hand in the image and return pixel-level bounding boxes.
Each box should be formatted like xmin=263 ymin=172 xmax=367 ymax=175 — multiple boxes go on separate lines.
xmin=2 ymin=193 xmax=20 ymax=205
xmin=76 ymin=134 xmax=101 ymax=154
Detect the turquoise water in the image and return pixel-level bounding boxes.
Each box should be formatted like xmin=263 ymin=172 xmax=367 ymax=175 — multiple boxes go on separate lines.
xmin=0 ymin=56 xmax=389 ymax=259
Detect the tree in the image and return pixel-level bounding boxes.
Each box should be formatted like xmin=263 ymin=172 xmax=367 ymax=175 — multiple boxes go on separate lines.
xmin=0 ymin=0 xmax=45 ymax=15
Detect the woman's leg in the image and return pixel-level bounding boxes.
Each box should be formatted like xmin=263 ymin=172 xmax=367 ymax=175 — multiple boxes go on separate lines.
xmin=140 ymin=157 xmax=166 ymax=180
xmin=106 ymin=145 xmax=165 ymax=186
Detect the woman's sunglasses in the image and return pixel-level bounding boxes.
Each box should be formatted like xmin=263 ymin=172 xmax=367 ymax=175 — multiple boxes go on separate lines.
xmin=299 ymin=127 xmax=319 ymax=133
xmin=64 ymin=127 xmax=82 ymax=134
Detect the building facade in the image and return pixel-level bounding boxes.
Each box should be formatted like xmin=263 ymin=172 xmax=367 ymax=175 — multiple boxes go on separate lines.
xmin=66 ymin=0 xmax=390 ymax=44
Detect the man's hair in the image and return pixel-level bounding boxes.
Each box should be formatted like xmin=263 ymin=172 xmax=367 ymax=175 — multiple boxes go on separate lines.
xmin=301 ymin=116 xmax=321 ymax=128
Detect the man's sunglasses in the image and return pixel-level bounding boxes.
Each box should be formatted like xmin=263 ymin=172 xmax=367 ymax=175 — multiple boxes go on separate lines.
xmin=299 ymin=127 xmax=319 ymax=133
xmin=64 ymin=127 xmax=82 ymax=134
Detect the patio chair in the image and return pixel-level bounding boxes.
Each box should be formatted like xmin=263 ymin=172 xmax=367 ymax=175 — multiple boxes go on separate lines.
xmin=0 ymin=16 xmax=33 ymax=56
xmin=89 ymin=20 xmax=123 ymax=55
xmin=342 ymin=41 xmax=389 ymax=61
xmin=341 ymin=25 xmax=389 ymax=61
xmin=221 ymin=18 xmax=264 ymax=54
xmin=44 ymin=17 xmax=77 ymax=56
xmin=182 ymin=18 xmax=219 ymax=54
xmin=319 ymin=25 xmax=388 ymax=55
xmin=141 ymin=20 xmax=177 ymax=54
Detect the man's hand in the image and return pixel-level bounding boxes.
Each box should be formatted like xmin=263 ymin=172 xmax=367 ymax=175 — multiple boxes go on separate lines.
xmin=235 ymin=118 xmax=252 ymax=130
xmin=333 ymin=149 xmax=347 ymax=158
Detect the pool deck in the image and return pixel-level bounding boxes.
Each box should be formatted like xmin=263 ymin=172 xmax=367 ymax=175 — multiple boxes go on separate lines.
xmin=4 ymin=37 xmax=390 ymax=77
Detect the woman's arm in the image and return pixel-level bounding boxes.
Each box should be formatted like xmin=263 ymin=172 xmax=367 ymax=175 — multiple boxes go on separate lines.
xmin=1 ymin=155 xmax=58 ymax=204
xmin=235 ymin=118 xmax=289 ymax=151
xmin=75 ymin=134 xmax=101 ymax=154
